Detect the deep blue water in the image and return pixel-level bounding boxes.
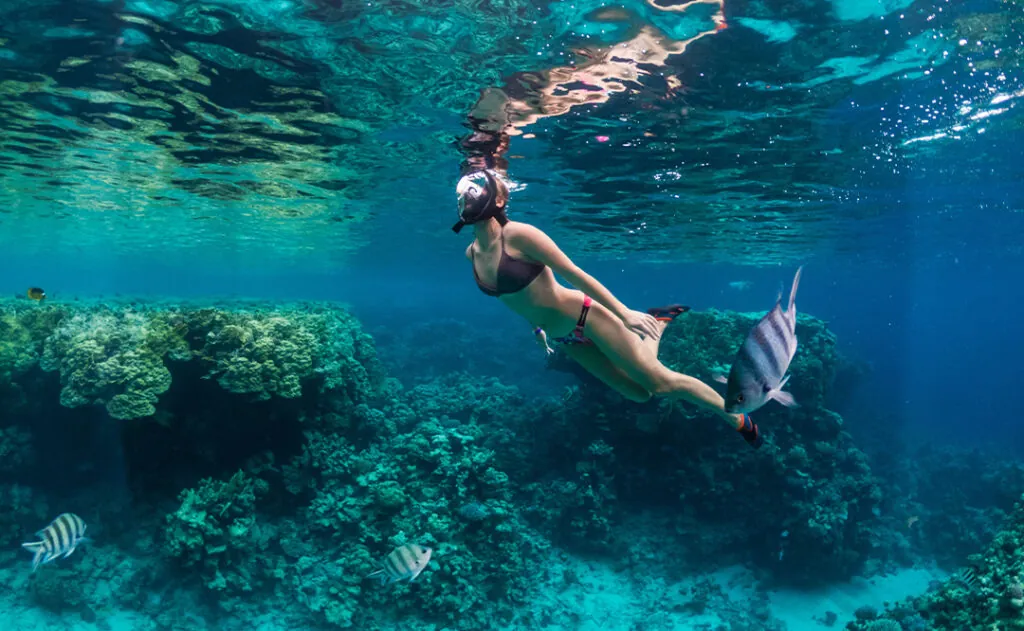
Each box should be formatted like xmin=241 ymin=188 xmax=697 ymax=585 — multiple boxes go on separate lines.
xmin=5 ymin=234 xmax=1023 ymax=455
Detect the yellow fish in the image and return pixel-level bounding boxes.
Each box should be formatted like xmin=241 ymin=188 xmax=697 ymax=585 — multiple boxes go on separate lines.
xmin=26 ymin=287 xmax=46 ymax=301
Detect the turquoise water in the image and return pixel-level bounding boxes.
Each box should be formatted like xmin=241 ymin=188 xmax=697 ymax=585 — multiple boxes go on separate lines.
xmin=0 ymin=0 xmax=1022 ymax=629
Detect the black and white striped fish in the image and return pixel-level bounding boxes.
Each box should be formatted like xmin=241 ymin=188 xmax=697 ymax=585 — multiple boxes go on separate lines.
xmin=716 ymin=266 xmax=803 ymax=414
xmin=21 ymin=512 xmax=89 ymax=572
xmin=956 ymin=567 xmax=979 ymax=590
xmin=366 ymin=543 xmax=432 ymax=585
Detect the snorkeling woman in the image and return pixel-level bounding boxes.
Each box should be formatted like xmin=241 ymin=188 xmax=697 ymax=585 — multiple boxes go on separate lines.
xmin=453 ymin=169 xmax=763 ymax=448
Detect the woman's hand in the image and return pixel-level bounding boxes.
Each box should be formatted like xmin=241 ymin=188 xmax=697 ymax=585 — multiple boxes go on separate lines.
xmin=621 ymin=309 xmax=661 ymax=340
xmin=534 ymin=329 xmax=555 ymax=355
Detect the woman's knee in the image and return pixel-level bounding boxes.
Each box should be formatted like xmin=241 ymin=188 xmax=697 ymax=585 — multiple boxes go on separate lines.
xmin=648 ymin=371 xmax=701 ymax=397
xmin=646 ymin=365 xmax=714 ymax=398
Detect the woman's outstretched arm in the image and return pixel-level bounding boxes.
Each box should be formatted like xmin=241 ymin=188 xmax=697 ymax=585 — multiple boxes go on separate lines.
xmin=510 ymin=224 xmax=661 ymax=339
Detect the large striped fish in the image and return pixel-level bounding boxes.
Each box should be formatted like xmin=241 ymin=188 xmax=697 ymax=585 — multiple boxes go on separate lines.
xmin=366 ymin=543 xmax=432 ymax=585
xmin=717 ymin=267 xmax=803 ymax=415
xmin=21 ymin=512 xmax=89 ymax=572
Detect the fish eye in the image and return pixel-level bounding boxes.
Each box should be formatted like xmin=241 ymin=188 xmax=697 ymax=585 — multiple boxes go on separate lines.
xmin=736 ymin=394 xmax=744 ymax=402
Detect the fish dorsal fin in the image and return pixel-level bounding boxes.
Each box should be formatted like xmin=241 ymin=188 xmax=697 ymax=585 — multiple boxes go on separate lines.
xmin=787 ymin=266 xmax=803 ymax=313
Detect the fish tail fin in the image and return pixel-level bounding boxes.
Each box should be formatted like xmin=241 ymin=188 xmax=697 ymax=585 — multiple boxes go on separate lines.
xmin=21 ymin=541 xmax=45 ymax=571
xmin=771 ymin=389 xmax=798 ymax=408
xmin=366 ymin=569 xmax=389 ymax=585
xmin=787 ymin=266 xmax=803 ymax=313
xmin=770 ymin=375 xmax=798 ymax=407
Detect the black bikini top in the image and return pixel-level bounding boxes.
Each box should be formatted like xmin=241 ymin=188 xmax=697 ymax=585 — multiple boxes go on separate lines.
xmin=471 ymin=231 xmax=545 ymax=297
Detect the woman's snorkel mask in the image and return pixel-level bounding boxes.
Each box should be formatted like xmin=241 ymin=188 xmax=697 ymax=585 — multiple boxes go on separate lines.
xmin=452 ymin=170 xmax=507 ymax=234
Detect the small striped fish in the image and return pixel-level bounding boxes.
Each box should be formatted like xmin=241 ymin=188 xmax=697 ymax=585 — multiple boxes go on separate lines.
xmin=957 ymin=567 xmax=979 ymax=590
xmin=21 ymin=513 xmax=89 ymax=572
xmin=366 ymin=543 xmax=432 ymax=585
xmin=717 ymin=267 xmax=803 ymax=414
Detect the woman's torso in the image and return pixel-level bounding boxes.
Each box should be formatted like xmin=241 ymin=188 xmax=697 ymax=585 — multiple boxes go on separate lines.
xmin=469 ymin=223 xmax=584 ymax=336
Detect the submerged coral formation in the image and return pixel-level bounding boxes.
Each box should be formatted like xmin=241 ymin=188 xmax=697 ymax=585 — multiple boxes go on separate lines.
xmin=0 ymin=297 xmax=1009 ymax=630
xmin=163 ymin=470 xmax=272 ymax=597
xmin=0 ymin=300 xmax=382 ymax=420
xmin=40 ymin=310 xmax=176 ymax=420
xmin=847 ymin=493 xmax=1024 ymax=631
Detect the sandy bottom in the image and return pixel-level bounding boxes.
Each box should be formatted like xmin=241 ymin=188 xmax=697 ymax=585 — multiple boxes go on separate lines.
xmin=0 ymin=552 xmax=947 ymax=631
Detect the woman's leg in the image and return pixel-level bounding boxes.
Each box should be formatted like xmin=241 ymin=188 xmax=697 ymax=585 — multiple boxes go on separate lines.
xmin=581 ymin=303 xmax=745 ymax=431
xmin=640 ymin=305 xmax=688 ymax=358
xmin=640 ymin=319 xmax=669 ymax=358
xmin=561 ymin=342 xmax=652 ymax=403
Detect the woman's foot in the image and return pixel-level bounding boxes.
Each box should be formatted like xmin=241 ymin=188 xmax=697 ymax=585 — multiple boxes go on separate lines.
xmin=647 ymin=304 xmax=690 ymax=322
xmin=735 ymin=413 xmax=763 ymax=449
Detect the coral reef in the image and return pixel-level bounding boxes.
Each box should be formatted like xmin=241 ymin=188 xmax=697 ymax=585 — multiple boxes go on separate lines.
xmin=163 ymin=470 xmax=273 ymax=599
xmin=898 ymin=446 xmax=1024 ymax=569
xmin=0 ymin=297 xmax=958 ymax=630
xmin=0 ymin=484 xmax=49 ymax=549
xmin=40 ymin=310 xmax=175 ymax=420
xmin=520 ymin=309 xmax=890 ymax=583
xmin=273 ymin=376 xmax=548 ymax=629
xmin=847 ymin=494 xmax=1024 ymax=631
xmin=0 ymin=308 xmax=44 ymax=389
xmin=0 ymin=300 xmax=383 ymax=420
xmin=0 ymin=425 xmax=34 ymax=473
